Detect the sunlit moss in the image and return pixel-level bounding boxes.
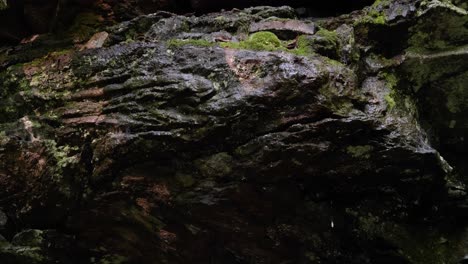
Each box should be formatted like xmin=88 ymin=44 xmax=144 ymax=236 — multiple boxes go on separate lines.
xmin=380 ymin=72 xmax=399 ymax=110
xmin=221 ymin=31 xmax=286 ymax=52
xmin=384 ymin=93 xmax=396 ymax=109
xmin=221 ymin=31 xmax=317 ymax=56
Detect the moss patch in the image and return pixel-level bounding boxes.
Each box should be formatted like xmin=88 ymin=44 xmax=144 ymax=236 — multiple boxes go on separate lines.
xmin=379 ymin=72 xmax=399 ymax=110
xmin=407 ymin=10 xmax=468 ymax=52
xmin=356 ymin=4 xmax=387 ymax=26
xmin=221 ymin=31 xmax=285 ymax=52
xmin=384 ymin=93 xmax=396 ymax=109
xmin=167 ymin=39 xmax=215 ymax=49
xmin=315 ymin=29 xmax=339 ymax=44
xmin=298 ymin=29 xmax=340 ymax=58
xmin=221 ymin=31 xmax=316 ymax=56
xmin=292 ymin=35 xmax=314 ymax=56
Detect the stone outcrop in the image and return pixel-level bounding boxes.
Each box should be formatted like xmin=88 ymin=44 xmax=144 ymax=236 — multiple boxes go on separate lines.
xmin=0 ymin=0 xmax=467 ymax=263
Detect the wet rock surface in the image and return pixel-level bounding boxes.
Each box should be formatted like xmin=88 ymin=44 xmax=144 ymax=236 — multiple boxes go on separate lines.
xmin=0 ymin=0 xmax=467 ymax=263
xmin=0 ymin=0 xmax=376 ymax=44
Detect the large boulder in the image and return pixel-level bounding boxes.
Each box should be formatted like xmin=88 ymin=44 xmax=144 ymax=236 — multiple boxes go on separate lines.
xmin=0 ymin=0 xmax=467 ymax=263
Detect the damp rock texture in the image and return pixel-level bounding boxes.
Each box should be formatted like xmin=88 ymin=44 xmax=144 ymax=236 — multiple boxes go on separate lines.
xmin=0 ymin=0 xmax=467 ymax=263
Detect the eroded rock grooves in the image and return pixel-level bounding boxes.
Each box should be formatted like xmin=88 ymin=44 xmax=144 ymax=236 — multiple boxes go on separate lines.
xmin=0 ymin=0 xmax=467 ymax=263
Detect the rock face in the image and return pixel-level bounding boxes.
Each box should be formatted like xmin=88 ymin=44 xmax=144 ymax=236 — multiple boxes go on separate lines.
xmin=0 ymin=0 xmax=376 ymax=44
xmin=0 ymin=0 xmax=467 ymax=263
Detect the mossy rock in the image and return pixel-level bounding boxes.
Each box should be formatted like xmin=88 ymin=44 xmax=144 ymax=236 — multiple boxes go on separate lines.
xmin=407 ymin=9 xmax=468 ymax=52
xmin=295 ymin=29 xmax=340 ymax=58
xmin=222 ymin=31 xmax=286 ymax=52
xmin=221 ymin=31 xmax=316 ymax=56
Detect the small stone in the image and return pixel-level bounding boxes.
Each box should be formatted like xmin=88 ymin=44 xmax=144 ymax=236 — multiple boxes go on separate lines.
xmin=81 ymin=31 xmax=109 ymax=50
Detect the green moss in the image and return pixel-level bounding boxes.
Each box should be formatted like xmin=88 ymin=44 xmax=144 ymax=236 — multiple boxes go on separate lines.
xmin=318 ymin=83 xmax=354 ymax=115
xmin=373 ymin=15 xmax=386 ymax=24
xmin=291 ymin=35 xmax=313 ymax=56
xmin=235 ymin=19 xmax=251 ymax=34
xmin=324 ymin=57 xmax=344 ymax=66
xmin=179 ymin=21 xmax=191 ymax=32
xmin=167 ymin=39 xmax=215 ymax=49
xmin=221 ymin=31 xmax=285 ymax=52
xmin=346 ymin=145 xmax=374 ymax=158
xmin=24 ymin=50 xmax=72 ymax=69
xmin=214 ymin=16 xmax=227 ymax=24
xmin=290 ymin=29 xmax=340 ymax=57
xmin=384 ymin=73 xmax=398 ymax=87
xmin=384 ymin=93 xmax=396 ymax=109
xmin=247 ymin=31 xmax=282 ymax=49
xmin=315 ymin=29 xmax=339 ymax=43
xmin=371 ymin=0 xmax=391 ymax=8
xmin=369 ymin=0 xmax=388 ymax=16
xmin=43 ymin=140 xmax=79 ymax=188
xmin=356 ymin=7 xmax=387 ymax=26
xmin=379 ymin=72 xmax=399 ymax=110
xmin=407 ymin=10 xmax=468 ymax=52
xmin=221 ymin=31 xmax=318 ymax=56
xmin=368 ymin=10 xmax=386 ymax=25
